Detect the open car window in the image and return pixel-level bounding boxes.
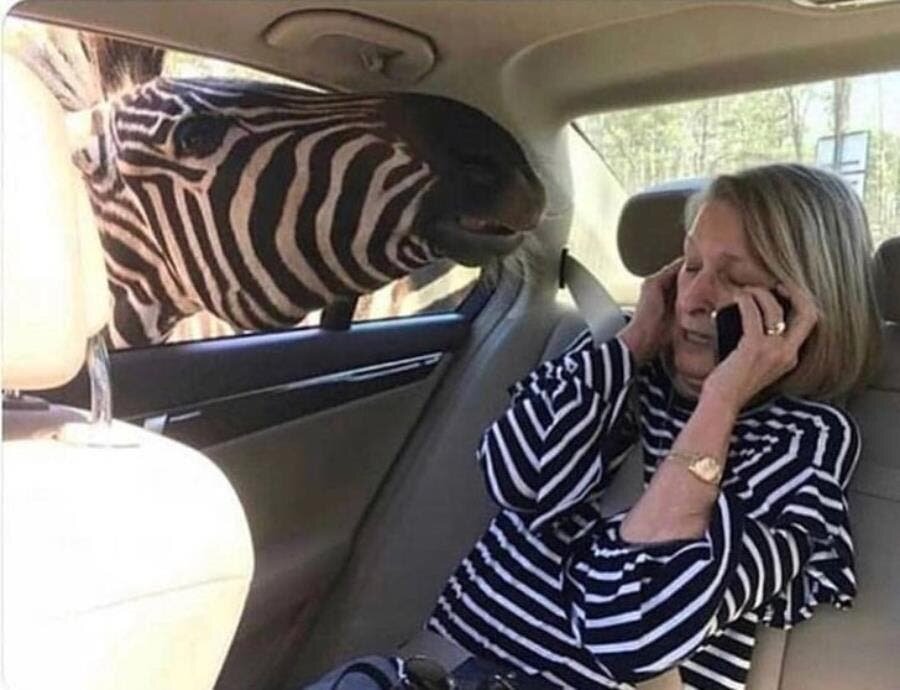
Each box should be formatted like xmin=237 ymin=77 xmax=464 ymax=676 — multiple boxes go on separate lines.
xmin=4 ymin=17 xmax=483 ymax=349
xmin=570 ymin=70 xmax=900 ymax=304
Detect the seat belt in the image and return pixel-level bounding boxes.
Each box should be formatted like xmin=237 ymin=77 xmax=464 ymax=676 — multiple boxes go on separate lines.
xmin=559 ymin=248 xmax=627 ymax=345
xmin=562 ymin=250 xmax=686 ymax=690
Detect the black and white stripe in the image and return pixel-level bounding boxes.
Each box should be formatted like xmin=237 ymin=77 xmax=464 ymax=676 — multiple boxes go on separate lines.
xmin=53 ymin=73 xmax=545 ymax=347
xmin=20 ymin=32 xmax=544 ymax=347
xmin=429 ymin=331 xmax=860 ymax=689
xmin=81 ymin=80 xmax=443 ymax=345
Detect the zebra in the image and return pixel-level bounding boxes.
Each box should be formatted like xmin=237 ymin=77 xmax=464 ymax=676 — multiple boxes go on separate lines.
xmin=21 ymin=30 xmax=546 ymax=347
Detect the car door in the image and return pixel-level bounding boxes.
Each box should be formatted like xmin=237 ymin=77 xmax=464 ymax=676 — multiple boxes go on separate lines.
xmin=8 ymin=17 xmax=501 ymax=687
xmin=46 ymin=277 xmax=491 ymax=689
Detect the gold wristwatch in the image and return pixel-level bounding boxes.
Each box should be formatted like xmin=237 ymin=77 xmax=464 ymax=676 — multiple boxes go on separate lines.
xmin=669 ymin=450 xmax=724 ymax=486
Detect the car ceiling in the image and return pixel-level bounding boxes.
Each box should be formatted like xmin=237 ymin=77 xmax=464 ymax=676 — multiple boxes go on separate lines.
xmin=12 ymin=0 xmax=900 ymax=131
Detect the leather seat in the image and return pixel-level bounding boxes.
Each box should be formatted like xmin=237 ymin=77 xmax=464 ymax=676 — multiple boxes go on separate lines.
xmin=775 ymin=238 xmax=900 ymax=689
xmin=1 ymin=54 xmax=254 ymax=690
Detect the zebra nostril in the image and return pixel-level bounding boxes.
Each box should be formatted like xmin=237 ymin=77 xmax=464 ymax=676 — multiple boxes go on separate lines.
xmin=459 ymin=215 xmax=489 ymax=231
xmin=458 ymin=215 xmax=517 ymax=237
xmin=462 ymin=161 xmax=498 ymax=188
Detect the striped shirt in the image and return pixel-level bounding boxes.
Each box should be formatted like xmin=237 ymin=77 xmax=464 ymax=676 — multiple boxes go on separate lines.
xmin=428 ymin=331 xmax=860 ymax=689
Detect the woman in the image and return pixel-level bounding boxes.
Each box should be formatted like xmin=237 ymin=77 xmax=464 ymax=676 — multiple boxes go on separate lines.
xmin=310 ymin=163 xmax=881 ymax=689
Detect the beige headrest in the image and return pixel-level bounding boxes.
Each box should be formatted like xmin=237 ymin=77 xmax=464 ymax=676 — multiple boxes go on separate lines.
xmin=875 ymin=237 xmax=900 ymax=323
xmin=1 ymin=54 xmax=109 ymax=391
xmin=3 ymin=407 xmax=255 ymax=690
xmin=617 ymin=179 xmax=707 ymax=277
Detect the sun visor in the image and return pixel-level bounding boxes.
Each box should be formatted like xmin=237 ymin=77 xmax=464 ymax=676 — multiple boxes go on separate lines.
xmin=617 ymin=178 xmax=708 ymax=277
xmin=263 ymin=10 xmax=436 ymax=91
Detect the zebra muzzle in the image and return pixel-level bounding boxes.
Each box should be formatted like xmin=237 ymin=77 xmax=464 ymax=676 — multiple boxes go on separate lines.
xmin=424 ymin=217 xmax=525 ymax=267
xmin=458 ymin=215 xmax=517 ymax=237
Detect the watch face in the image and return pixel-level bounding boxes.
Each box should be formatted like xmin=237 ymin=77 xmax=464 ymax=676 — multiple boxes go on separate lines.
xmin=692 ymin=456 xmax=722 ymax=483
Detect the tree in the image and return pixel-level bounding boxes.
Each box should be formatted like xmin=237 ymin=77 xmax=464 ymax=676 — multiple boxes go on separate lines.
xmin=783 ymin=85 xmax=815 ymax=160
xmin=579 ymin=74 xmax=900 ymax=251
xmin=579 ymin=86 xmax=797 ymax=194
xmin=829 ymin=78 xmax=852 ymax=167
xmin=865 ymin=130 xmax=900 ymax=246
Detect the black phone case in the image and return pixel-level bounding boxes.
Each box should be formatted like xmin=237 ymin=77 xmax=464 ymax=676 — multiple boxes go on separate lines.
xmin=715 ymin=293 xmax=792 ymax=362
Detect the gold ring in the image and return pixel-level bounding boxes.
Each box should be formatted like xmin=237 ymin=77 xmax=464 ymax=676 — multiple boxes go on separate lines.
xmin=765 ymin=320 xmax=787 ymax=336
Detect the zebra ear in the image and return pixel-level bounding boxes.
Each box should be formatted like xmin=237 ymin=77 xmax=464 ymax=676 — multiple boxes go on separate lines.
xmin=71 ymin=135 xmax=105 ymax=179
xmin=66 ymin=103 xmax=109 ymax=178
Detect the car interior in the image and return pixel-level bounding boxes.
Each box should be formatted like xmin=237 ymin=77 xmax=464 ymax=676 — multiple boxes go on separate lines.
xmin=1 ymin=52 xmax=255 ymax=690
xmin=3 ymin=1 xmax=900 ymax=689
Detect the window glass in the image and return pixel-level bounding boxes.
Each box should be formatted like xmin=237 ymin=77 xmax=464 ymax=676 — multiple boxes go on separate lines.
xmin=572 ymin=71 xmax=900 ymax=303
xmin=353 ymin=262 xmax=480 ymax=322
xmin=564 ymin=127 xmax=636 ymax=304
xmin=4 ymin=18 xmax=479 ymax=349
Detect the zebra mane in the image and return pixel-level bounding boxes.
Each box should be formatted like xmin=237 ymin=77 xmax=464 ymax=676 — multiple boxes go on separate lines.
xmin=16 ymin=26 xmax=164 ymax=113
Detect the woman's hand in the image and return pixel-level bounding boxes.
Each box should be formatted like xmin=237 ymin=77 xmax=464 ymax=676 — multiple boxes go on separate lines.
xmin=702 ymin=282 xmax=819 ymax=413
xmin=619 ymin=258 xmax=682 ymax=365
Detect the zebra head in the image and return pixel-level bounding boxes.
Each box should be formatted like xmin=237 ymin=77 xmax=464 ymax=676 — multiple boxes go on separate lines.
xmin=71 ymin=78 xmax=546 ymax=346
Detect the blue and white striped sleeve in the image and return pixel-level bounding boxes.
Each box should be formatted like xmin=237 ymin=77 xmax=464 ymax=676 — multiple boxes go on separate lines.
xmin=477 ymin=330 xmax=638 ymax=531
xmin=560 ymin=402 xmax=860 ymax=685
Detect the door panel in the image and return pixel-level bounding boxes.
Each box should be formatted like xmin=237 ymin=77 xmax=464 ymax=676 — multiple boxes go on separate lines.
xmin=48 ymin=314 xmax=468 ymax=427
xmin=141 ymin=351 xmax=444 ymax=447
xmin=44 ymin=313 xmax=472 ymax=690
xmin=209 ymin=368 xmax=451 ymax=690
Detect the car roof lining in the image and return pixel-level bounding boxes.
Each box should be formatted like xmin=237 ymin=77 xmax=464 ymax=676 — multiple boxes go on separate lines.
xmin=12 ymin=0 xmax=900 ymax=127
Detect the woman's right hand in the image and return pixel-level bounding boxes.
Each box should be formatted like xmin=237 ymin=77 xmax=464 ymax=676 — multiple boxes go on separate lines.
xmin=619 ymin=257 xmax=682 ymax=365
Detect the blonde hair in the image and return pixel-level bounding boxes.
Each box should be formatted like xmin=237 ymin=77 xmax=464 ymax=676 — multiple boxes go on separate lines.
xmin=686 ymin=163 xmax=881 ymax=401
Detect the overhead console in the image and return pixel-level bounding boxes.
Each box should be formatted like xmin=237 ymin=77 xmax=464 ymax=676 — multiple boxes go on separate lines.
xmin=262 ymin=10 xmax=436 ymax=91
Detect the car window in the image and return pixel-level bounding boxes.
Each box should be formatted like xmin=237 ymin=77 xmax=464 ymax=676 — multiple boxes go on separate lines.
xmin=4 ymin=18 xmax=481 ymax=349
xmin=571 ymin=70 xmax=900 ymax=304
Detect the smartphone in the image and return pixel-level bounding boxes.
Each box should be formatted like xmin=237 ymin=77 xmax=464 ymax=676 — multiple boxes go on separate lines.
xmin=715 ymin=292 xmax=792 ymax=362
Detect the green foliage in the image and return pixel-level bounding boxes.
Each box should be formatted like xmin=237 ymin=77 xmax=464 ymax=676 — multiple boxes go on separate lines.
xmin=579 ymin=88 xmax=814 ymax=193
xmin=865 ymin=130 xmax=900 ymax=246
xmin=578 ymin=78 xmax=900 ymax=248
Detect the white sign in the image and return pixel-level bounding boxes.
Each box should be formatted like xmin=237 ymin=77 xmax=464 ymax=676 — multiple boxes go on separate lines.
xmin=815 ymin=130 xmax=870 ymax=197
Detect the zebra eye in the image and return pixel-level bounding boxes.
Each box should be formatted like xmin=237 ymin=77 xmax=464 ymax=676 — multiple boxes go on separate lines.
xmin=173 ymin=116 xmax=233 ymax=159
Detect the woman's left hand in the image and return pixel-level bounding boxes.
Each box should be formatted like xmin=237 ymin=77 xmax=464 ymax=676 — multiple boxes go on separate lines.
xmin=701 ymin=282 xmax=819 ymax=413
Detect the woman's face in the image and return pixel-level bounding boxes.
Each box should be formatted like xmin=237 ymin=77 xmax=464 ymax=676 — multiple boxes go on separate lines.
xmin=672 ymin=199 xmax=776 ymax=394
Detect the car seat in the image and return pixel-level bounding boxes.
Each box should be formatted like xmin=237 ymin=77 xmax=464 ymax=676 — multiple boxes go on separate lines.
xmin=1 ymin=53 xmax=255 ymax=690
